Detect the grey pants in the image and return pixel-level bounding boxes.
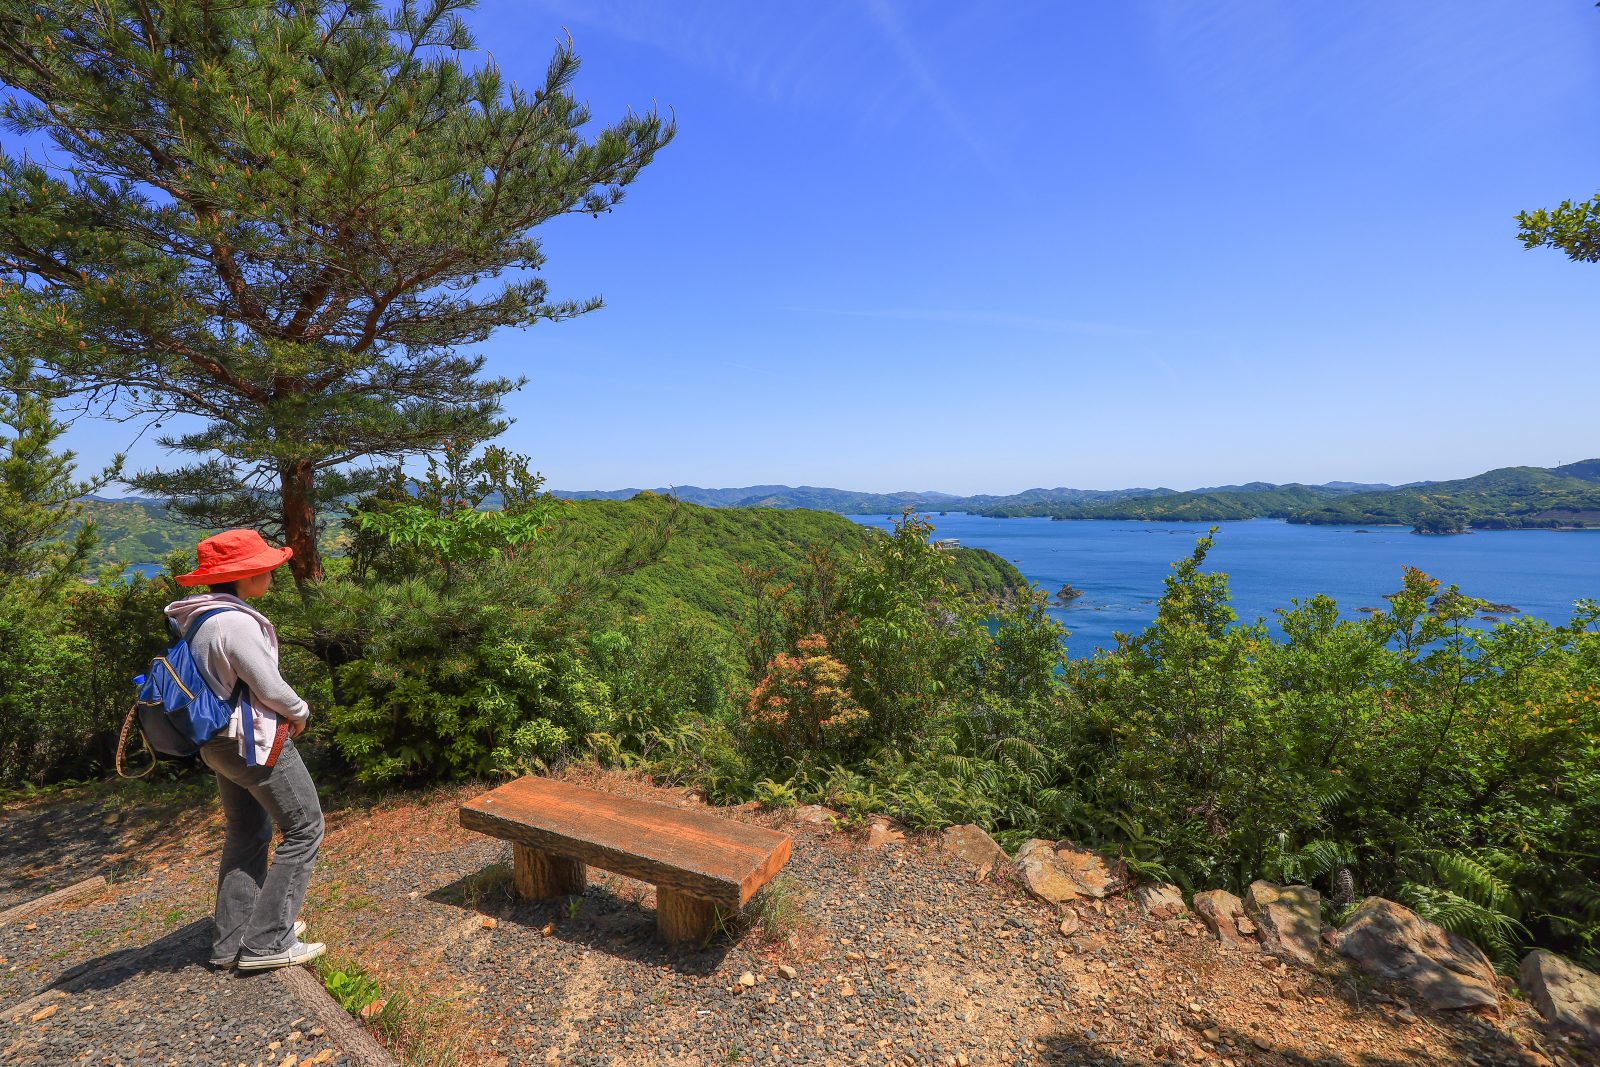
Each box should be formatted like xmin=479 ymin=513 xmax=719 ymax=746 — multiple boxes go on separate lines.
xmin=200 ymin=736 xmax=324 ymax=959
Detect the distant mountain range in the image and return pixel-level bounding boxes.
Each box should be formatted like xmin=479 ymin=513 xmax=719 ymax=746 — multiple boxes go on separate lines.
xmin=556 ymin=461 xmax=1600 ymax=533
xmin=551 ymin=479 xmax=1407 ymax=514
xmin=75 ymin=459 xmax=1600 ymax=569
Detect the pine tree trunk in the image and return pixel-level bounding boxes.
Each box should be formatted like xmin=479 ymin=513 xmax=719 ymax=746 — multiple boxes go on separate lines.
xmin=281 ymin=460 xmax=323 ymax=585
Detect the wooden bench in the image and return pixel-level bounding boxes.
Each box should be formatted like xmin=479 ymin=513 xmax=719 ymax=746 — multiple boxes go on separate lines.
xmin=458 ymin=776 xmax=792 ymax=942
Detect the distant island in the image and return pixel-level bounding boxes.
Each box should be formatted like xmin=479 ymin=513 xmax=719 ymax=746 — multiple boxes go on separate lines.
xmin=1053 ymin=582 xmax=1085 ymax=606
xmin=556 ymin=458 xmax=1600 ymax=535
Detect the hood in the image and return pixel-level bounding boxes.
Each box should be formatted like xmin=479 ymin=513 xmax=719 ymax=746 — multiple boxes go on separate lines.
xmin=163 ymin=593 xmax=279 ymax=652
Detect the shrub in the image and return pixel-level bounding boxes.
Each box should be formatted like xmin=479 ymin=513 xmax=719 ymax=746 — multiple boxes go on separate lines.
xmin=0 ymin=571 xmax=173 ymax=786
xmin=0 ymin=598 xmax=93 ymax=785
xmin=744 ymin=634 xmax=869 ymax=760
xmin=585 ymin=613 xmax=740 ymax=765
xmin=1070 ymin=533 xmax=1600 ymax=968
xmin=308 ymin=570 xmax=609 ymax=784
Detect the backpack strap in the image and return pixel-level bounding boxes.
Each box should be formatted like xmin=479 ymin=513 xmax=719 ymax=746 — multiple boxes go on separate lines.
xmin=185 ymin=607 xmax=255 ymax=755
xmin=116 ymin=701 xmax=156 ymax=779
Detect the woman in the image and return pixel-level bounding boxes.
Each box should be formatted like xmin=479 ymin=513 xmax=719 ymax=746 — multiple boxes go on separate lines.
xmin=167 ymin=529 xmax=325 ymax=971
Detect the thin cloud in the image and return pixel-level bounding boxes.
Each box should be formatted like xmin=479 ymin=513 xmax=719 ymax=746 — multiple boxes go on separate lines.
xmin=862 ymin=0 xmax=998 ymax=173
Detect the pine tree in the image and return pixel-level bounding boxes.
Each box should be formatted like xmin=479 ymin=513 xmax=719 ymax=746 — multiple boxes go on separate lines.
xmin=0 ymin=354 xmax=119 ymax=595
xmin=0 ymin=0 xmax=672 ymax=583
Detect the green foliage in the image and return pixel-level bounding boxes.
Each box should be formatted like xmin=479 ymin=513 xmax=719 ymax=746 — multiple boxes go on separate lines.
xmin=1518 ymin=194 xmax=1600 ymax=263
xmin=0 ymin=355 xmax=118 ymax=593
xmin=346 ymin=441 xmax=552 ymax=587
xmin=305 ymin=567 xmax=608 ymax=784
xmin=0 ymin=598 xmax=92 ymax=785
xmin=0 ymin=357 xmax=163 ymax=786
xmin=1066 ymin=540 xmax=1600 ymax=969
xmin=320 ymin=958 xmax=385 ymax=1016
xmin=0 ymin=570 xmax=172 ymax=786
xmin=585 ymin=615 xmax=740 ymax=765
xmin=0 ymin=0 xmax=672 ymax=579
xmin=646 ymin=515 xmax=1599 ymax=970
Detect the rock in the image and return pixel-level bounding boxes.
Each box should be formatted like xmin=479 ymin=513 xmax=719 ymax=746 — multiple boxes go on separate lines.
xmin=1013 ymin=839 xmax=1129 ymax=904
xmin=778 ymin=964 xmax=798 ymax=980
xmin=942 ymin=824 xmax=1009 ymax=871
xmin=1192 ymin=890 xmax=1256 ymax=950
xmin=1058 ymin=911 xmax=1081 ymax=937
xmin=738 ymin=972 xmax=756 ymax=988
xmin=1135 ymin=883 xmax=1187 ymax=920
xmin=1245 ymin=881 xmax=1323 ymax=966
xmin=792 ymin=805 xmax=838 ymax=827
xmin=1015 ymin=839 xmax=1083 ymax=904
xmin=866 ymin=821 xmax=905 ymax=850
xmin=1052 ymin=842 xmax=1128 ymax=899
xmin=1519 ymin=948 xmax=1600 ymax=1046
xmin=1334 ymin=897 xmax=1499 ymax=1014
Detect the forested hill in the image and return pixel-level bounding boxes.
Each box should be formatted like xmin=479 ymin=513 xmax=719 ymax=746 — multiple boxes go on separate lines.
xmin=974 ymin=461 xmax=1600 ymax=531
xmin=75 ymin=495 xmax=1028 ymax=606
xmin=535 ymin=496 xmax=1028 ymax=627
xmin=978 ymin=484 xmax=1359 ymax=521
xmin=1287 ymin=461 xmax=1600 ymax=532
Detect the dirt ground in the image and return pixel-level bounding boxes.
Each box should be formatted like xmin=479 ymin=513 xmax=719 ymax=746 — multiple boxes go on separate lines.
xmin=0 ymin=768 xmax=1588 ymax=1067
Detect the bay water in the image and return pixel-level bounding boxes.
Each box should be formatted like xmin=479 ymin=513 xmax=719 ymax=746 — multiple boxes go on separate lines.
xmin=847 ymin=514 xmax=1600 ymax=658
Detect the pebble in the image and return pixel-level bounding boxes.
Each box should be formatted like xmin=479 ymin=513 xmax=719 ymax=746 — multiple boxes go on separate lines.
xmin=0 ymin=773 xmax=1548 ymax=1067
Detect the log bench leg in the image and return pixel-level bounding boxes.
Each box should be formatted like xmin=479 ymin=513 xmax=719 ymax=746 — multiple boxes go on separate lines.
xmin=656 ymin=886 xmax=730 ymax=943
xmin=512 ymin=843 xmax=586 ymax=899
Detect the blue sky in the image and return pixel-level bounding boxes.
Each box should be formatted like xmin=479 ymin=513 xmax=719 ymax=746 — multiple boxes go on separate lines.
xmin=58 ymin=1 xmax=1600 ymax=495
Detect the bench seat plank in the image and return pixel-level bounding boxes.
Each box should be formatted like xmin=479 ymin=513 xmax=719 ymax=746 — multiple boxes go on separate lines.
xmin=459 ymin=776 xmax=791 ymax=909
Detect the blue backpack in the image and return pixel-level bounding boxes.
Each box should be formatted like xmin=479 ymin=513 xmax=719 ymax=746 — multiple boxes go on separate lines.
xmin=117 ymin=608 xmax=244 ymax=777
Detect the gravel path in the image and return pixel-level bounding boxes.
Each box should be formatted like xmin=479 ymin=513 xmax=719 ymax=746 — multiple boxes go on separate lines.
xmin=2 ymin=917 xmax=354 ymax=1067
xmin=2 ymin=772 xmax=1582 ymax=1067
xmin=1 ymin=783 xmax=354 ymax=1067
xmin=299 ymin=771 xmax=1573 ymax=1067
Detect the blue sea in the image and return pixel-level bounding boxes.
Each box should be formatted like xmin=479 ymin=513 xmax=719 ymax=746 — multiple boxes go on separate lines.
xmin=847 ymin=515 xmax=1600 ymax=659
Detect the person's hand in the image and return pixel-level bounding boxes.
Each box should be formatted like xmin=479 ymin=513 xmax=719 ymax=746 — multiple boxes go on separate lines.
xmin=290 ymin=717 xmax=308 ymax=738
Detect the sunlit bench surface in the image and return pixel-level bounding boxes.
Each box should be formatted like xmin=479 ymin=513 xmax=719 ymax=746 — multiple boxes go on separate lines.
xmin=459 ymin=775 xmax=792 ymax=941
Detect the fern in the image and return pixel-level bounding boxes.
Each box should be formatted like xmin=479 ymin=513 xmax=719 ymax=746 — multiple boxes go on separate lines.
xmin=1421 ymin=848 xmax=1522 ymax=918
xmin=1399 ymin=882 xmax=1530 ymax=971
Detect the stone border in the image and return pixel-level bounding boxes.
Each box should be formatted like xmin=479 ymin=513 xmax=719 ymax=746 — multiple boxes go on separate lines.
xmin=273 ymin=965 xmax=398 ymax=1067
xmin=0 ymin=987 xmax=66 ymax=1025
xmin=0 ymin=876 xmax=107 ymax=927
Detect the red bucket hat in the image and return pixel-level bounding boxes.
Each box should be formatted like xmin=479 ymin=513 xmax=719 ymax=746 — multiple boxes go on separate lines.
xmin=174 ymin=529 xmax=294 ymax=587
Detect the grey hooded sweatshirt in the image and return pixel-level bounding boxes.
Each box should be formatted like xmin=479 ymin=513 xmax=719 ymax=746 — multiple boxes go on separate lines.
xmin=164 ymin=593 xmax=309 ymax=765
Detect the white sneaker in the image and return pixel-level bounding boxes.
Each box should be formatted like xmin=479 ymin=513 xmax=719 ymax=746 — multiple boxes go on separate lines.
xmin=210 ymin=921 xmax=305 ymax=969
xmin=236 ymin=937 xmax=325 ymax=972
